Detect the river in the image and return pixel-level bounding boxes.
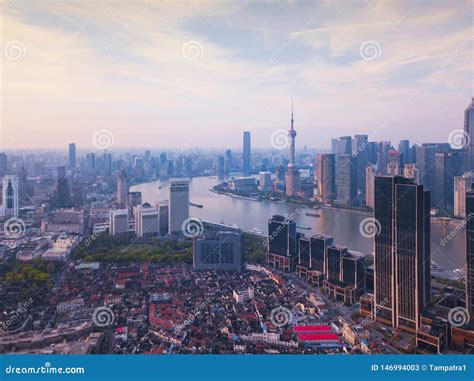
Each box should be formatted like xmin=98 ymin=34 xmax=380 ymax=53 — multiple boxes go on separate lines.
xmin=131 ymin=176 xmax=465 ymax=272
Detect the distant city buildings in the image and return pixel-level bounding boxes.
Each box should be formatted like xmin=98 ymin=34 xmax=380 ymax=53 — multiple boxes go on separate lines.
xmin=68 ymin=143 xmax=76 ymax=169
xmin=464 ymin=97 xmax=474 ymax=171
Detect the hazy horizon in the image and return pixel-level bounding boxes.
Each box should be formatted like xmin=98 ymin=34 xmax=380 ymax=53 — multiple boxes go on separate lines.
xmin=2 ymin=0 xmax=472 ymax=150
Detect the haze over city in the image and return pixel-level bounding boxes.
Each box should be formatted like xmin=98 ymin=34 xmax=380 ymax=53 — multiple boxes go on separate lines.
xmin=2 ymin=0 xmax=472 ymax=150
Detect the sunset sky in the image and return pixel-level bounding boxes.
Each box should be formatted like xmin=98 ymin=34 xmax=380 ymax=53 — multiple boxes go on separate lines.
xmin=1 ymin=0 xmax=472 ymax=150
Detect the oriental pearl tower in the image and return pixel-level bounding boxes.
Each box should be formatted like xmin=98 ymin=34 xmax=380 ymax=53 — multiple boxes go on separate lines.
xmin=285 ymin=101 xmax=301 ymax=197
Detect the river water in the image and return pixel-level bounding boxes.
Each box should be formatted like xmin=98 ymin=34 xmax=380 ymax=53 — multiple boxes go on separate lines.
xmin=132 ymin=176 xmax=465 ymax=272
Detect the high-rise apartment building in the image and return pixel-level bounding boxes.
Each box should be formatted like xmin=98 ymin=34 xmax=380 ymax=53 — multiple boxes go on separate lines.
xmin=168 ymin=178 xmax=189 ymax=235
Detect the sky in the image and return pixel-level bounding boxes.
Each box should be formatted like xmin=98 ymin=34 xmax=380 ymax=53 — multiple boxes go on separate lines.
xmin=1 ymin=0 xmax=472 ymax=151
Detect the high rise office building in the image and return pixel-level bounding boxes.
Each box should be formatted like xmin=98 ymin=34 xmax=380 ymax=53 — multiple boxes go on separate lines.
xmin=134 ymin=203 xmax=159 ymax=237
xmin=68 ymin=143 xmax=76 ymax=169
xmin=331 ymin=136 xmax=352 ymax=158
xmin=57 ymin=166 xmax=70 ymax=207
xmin=376 ymin=141 xmax=391 ymax=175
xmin=464 ymin=97 xmax=474 ymax=171
xmin=157 ymin=201 xmax=169 ymax=235
xmin=285 ymin=103 xmax=301 ymax=197
xmin=116 ymin=169 xmax=129 ymax=205
xmin=416 ymin=143 xmax=450 ymax=201
xmin=365 ymin=166 xmax=375 ymax=209
xmin=374 ymin=176 xmax=430 ymax=332
xmin=193 ymin=231 xmax=244 ymax=271
xmin=267 ymin=214 xmax=298 ymax=272
xmin=225 ymin=149 xmax=232 ymax=174
xmin=243 ymin=131 xmax=251 ymax=175
xmin=109 ymin=209 xmax=129 ymax=236
xmin=103 ymin=152 xmax=112 ymax=175
xmin=398 ymin=140 xmax=410 ymax=166
xmin=353 ymin=134 xmax=369 ymax=198
xmin=433 ymin=151 xmax=464 ymax=209
xmin=86 ymin=153 xmax=96 ymax=171
xmin=168 ymin=178 xmax=189 ymax=235
xmin=316 ymin=153 xmax=336 ymax=204
xmin=465 ymin=190 xmax=474 ymax=317
xmin=454 ymin=173 xmax=474 ymax=217
xmin=0 ymin=176 xmax=19 ymax=217
xmin=335 ymin=154 xmax=357 ymax=205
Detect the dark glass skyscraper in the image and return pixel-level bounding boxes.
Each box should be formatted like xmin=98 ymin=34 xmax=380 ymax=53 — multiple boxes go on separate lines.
xmin=0 ymin=153 xmax=7 ymax=178
xmin=267 ymin=214 xmax=298 ymax=272
xmin=68 ymin=143 xmax=76 ymax=169
xmin=374 ymin=176 xmax=430 ymax=332
xmin=243 ymin=131 xmax=251 ymax=175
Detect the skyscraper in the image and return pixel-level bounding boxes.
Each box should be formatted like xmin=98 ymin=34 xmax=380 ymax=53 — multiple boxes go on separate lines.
xmin=109 ymin=209 xmax=129 ymax=236
xmin=353 ymin=134 xmax=369 ymax=198
xmin=285 ymin=103 xmax=301 ymax=197
xmin=86 ymin=153 xmax=96 ymax=171
xmin=464 ymin=97 xmax=474 ymax=171
xmin=103 ymin=152 xmax=112 ymax=175
xmin=316 ymin=153 xmax=336 ymax=204
xmin=454 ymin=173 xmax=474 ymax=217
xmin=267 ymin=214 xmax=298 ymax=272
xmin=0 ymin=176 xmax=19 ymax=217
xmin=466 ymin=190 xmax=474 ymax=317
xmin=434 ymin=151 xmax=464 ymax=209
xmin=365 ymin=166 xmax=375 ymax=209
xmin=242 ymin=131 xmax=251 ymax=175
xmin=331 ymin=136 xmax=352 ymax=157
xmin=225 ymin=149 xmax=232 ymax=174
xmin=335 ymin=154 xmax=357 ymax=205
xmin=68 ymin=143 xmax=76 ymax=169
xmin=57 ymin=166 xmax=70 ymax=207
xmin=134 ymin=203 xmax=159 ymax=237
xmin=374 ymin=176 xmax=430 ymax=332
xmin=116 ymin=169 xmax=129 ymax=205
xmin=168 ymin=178 xmax=189 ymax=235
xmin=403 ymin=164 xmax=419 ymax=183
xmin=398 ymin=140 xmax=410 ymax=166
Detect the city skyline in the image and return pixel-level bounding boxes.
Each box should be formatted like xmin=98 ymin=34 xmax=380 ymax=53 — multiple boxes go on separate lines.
xmin=2 ymin=1 xmax=472 ymax=150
